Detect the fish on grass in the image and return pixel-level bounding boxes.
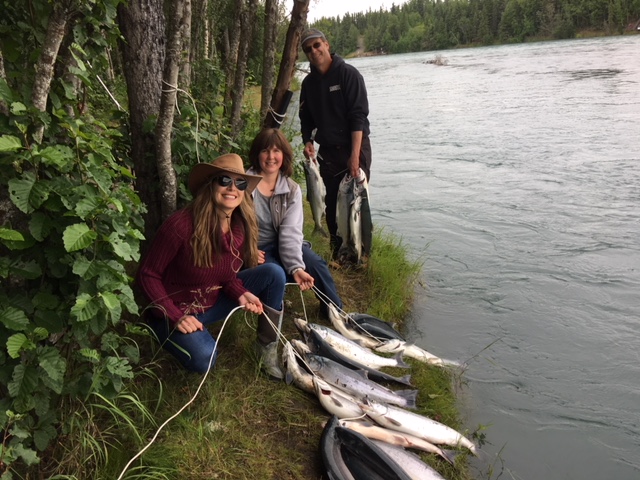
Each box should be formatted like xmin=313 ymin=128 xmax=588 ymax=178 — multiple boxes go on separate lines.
xmin=306 ymin=328 xmax=413 ymax=387
xmin=305 ymin=354 xmax=418 ymax=409
xmin=294 ymin=317 xmax=409 ymax=371
xmin=313 ymin=376 xmax=365 ymax=419
xmin=336 ymin=168 xmax=372 ymax=265
xmin=303 ymin=156 xmax=327 ymax=237
xmin=375 ymin=339 xmax=461 ymax=367
xmin=359 ymin=398 xmax=478 ymax=455
xmin=282 ymin=341 xmax=315 ymax=395
xmin=328 ymin=303 xmax=382 ymax=349
xmin=338 ymin=419 xmax=458 ymax=465
xmin=321 ymin=415 xmax=413 ymax=480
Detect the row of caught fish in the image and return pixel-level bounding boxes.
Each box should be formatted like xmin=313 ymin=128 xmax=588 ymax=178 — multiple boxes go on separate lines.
xmin=283 ymin=310 xmax=476 ymax=479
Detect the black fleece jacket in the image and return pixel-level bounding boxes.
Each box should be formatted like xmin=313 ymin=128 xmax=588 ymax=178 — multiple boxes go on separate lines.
xmin=299 ymin=54 xmax=370 ymax=148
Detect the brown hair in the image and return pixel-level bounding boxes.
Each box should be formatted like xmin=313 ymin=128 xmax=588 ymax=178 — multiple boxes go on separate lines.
xmin=248 ymin=128 xmax=294 ymax=177
xmin=188 ymin=179 xmax=259 ymax=269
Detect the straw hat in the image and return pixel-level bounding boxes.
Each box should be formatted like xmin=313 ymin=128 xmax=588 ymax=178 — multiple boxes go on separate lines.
xmin=188 ymin=154 xmax=262 ymax=195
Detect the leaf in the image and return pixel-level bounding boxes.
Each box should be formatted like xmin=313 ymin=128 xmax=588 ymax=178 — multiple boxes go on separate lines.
xmin=78 ymin=348 xmax=100 ymax=362
xmin=32 ymin=292 xmax=59 ymax=310
xmin=13 ymin=442 xmax=40 ymax=466
xmin=10 ymin=260 xmax=42 ymax=280
xmin=108 ymin=233 xmax=135 ymax=261
xmin=0 ymin=306 xmax=29 ymax=331
xmin=0 ymin=77 xmax=14 ymax=103
xmin=37 ymin=145 xmax=74 ymax=172
xmin=8 ymin=364 xmax=39 ymax=399
xmin=105 ymin=356 xmax=133 ymax=379
xmin=75 ymin=197 xmax=102 ymax=219
xmin=8 ymin=173 xmax=50 ymax=214
xmin=70 ymin=294 xmax=101 ymax=322
xmin=32 ymin=327 xmax=48 ymax=341
xmin=0 ymin=228 xmax=24 ymax=241
xmin=29 ymin=212 xmax=52 ymax=241
xmin=62 ymin=223 xmax=97 ymax=252
xmin=11 ymin=102 xmax=27 ymax=114
xmin=6 ymin=333 xmax=30 ymax=359
xmin=38 ymin=347 xmax=66 ymax=394
xmin=100 ymin=292 xmax=121 ymax=324
xmin=0 ymin=135 xmax=22 ymax=152
xmin=33 ymin=422 xmax=57 ymax=451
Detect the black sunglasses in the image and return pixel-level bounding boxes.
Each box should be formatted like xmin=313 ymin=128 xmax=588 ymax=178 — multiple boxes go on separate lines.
xmin=303 ymin=41 xmax=323 ymax=54
xmin=216 ymin=175 xmax=248 ymax=191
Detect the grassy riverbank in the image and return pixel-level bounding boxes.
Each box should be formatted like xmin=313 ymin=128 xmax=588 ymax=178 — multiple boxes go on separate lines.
xmin=34 ymin=208 xmax=475 ymax=479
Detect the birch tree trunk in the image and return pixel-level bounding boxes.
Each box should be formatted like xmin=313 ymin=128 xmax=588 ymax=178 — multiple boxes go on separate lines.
xmin=179 ymin=0 xmax=192 ymax=89
xmin=260 ymin=0 xmax=278 ymax=121
xmin=229 ymin=0 xmax=258 ymax=139
xmin=31 ymin=1 xmax=70 ymax=143
xmin=117 ymin=0 xmax=166 ymax=243
xmin=223 ymin=0 xmax=243 ymax=114
xmin=264 ymin=0 xmax=310 ymax=128
xmin=155 ymin=0 xmax=187 ymax=219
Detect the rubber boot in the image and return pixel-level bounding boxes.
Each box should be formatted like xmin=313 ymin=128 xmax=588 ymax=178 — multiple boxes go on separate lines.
xmin=255 ymin=305 xmax=284 ymax=380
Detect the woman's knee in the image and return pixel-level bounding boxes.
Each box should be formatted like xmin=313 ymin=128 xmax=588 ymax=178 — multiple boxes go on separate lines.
xmin=182 ymin=345 xmax=218 ymax=373
xmin=260 ymin=262 xmax=286 ymax=285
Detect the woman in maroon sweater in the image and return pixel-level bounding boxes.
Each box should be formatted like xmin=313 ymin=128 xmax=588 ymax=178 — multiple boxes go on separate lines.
xmin=137 ymin=154 xmax=286 ymax=376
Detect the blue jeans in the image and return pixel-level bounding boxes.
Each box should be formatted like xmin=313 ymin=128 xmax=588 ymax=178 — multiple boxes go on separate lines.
xmin=261 ymin=242 xmax=343 ymax=316
xmin=147 ymin=263 xmax=286 ymax=373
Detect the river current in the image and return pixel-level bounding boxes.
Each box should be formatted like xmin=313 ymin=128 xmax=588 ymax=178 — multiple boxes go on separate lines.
xmin=293 ymin=35 xmax=640 ymax=479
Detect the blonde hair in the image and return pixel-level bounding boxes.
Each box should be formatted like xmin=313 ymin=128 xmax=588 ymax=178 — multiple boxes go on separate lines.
xmin=188 ymin=179 xmax=259 ymax=268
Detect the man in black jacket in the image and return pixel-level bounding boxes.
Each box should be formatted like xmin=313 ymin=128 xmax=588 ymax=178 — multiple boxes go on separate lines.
xmin=299 ymin=28 xmax=372 ymax=261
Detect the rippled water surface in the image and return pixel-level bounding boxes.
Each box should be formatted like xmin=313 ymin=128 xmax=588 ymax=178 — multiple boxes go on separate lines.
xmin=323 ymin=37 xmax=640 ymax=479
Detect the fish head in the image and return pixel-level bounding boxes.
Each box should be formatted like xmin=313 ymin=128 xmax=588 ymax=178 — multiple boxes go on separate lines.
xmin=290 ymin=338 xmax=312 ymax=355
xmin=308 ymin=323 xmax=329 ymax=339
xmin=305 ymin=353 xmax=324 ymax=372
xmin=293 ymin=317 xmax=310 ymax=334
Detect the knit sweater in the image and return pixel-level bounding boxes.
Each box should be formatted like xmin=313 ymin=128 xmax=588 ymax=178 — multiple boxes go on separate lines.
xmin=137 ymin=209 xmax=248 ymax=324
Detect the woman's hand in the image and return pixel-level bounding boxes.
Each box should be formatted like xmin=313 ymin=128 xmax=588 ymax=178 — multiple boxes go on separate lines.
xmin=258 ymin=250 xmax=266 ymax=265
xmin=294 ymin=269 xmax=315 ymax=291
xmin=239 ymin=292 xmax=264 ymax=314
xmin=176 ymin=315 xmax=204 ymax=334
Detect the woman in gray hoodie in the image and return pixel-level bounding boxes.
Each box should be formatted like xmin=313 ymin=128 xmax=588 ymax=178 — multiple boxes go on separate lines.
xmin=247 ymin=128 xmax=343 ymax=318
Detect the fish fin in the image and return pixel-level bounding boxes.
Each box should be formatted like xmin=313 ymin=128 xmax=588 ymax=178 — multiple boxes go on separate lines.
xmin=397 ymin=374 xmax=412 ymax=386
xmin=355 ymin=369 xmax=370 ymax=379
xmin=284 ymin=370 xmax=293 ymax=386
xmin=397 ymin=389 xmax=419 ymax=409
xmin=386 ymin=417 xmax=403 ymax=427
xmin=394 ymin=351 xmax=411 ymax=369
xmin=440 ymin=449 xmax=460 ymax=466
xmin=313 ymin=225 xmax=328 ymax=237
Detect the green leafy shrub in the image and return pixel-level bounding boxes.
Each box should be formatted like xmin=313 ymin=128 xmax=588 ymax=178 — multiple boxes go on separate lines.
xmin=0 ymin=95 xmax=144 ymax=473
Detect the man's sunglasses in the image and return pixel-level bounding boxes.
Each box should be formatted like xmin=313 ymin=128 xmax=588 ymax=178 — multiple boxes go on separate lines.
xmin=303 ymin=41 xmax=323 ymax=54
xmin=215 ymin=175 xmax=248 ymax=191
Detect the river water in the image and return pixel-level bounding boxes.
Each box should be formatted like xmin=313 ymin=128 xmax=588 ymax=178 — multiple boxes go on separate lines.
xmin=293 ymin=35 xmax=640 ymax=479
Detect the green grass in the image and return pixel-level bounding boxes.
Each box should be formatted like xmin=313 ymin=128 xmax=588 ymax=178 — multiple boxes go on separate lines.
xmin=30 ymin=205 xmax=475 ymax=480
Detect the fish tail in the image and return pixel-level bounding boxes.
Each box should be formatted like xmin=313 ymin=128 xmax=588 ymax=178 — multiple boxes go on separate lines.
xmin=313 ymin=225 xmax=328 ymax=237
xmin=397 ymin=389 xmax=419 ymax=409
xmin=397 ymin=373 xmax=412 ymax=386
xmin=440 ymin=448 xmax=460 ymax=465
xmin=394 ymin=351 xmax=411 ymax=369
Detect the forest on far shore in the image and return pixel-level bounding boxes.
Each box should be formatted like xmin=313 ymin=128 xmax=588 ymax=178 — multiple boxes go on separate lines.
xmin=310 ymin=0 xmax=640 ymax=55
